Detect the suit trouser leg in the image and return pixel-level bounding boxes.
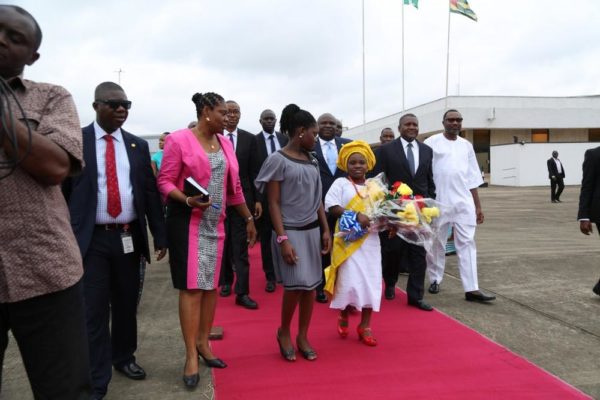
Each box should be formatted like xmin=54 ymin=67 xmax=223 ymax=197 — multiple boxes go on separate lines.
xmin=550 ymin=179 xmax=557 ymax=201
xmin=258 ymin=203 xmax=276 ymax=283
xmin=380 ymin=234 xmax=400 ymax=288
xmin=453 ymin=223 xmax=479 ymax=292
xmin=229 ymin=210 xmax=250 ymax=296
xmin=219 ymin=211 xmax=235 ymax=287
xmin=555 ymin=177 xmax=565 ymax=200
xmin=0 ymin=281 xmax=92 ymax=400
xmin=404 ymin=241 xmax=427 ymax=302
xmin=426 ymin=221 xmax=451 ymax=285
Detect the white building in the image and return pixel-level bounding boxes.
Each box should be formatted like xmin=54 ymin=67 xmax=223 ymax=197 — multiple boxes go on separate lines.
xmin=344 ymin=95 xmax=600 ymax=186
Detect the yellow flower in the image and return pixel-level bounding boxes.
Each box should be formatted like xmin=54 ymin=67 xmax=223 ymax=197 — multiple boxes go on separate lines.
xmin=398 ymin=183 xmax=413 ymax=196
xmin=421 ymin=207 xmax=440 ymax=223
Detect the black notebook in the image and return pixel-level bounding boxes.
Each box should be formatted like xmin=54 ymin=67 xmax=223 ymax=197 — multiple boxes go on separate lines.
xmin=184 ymin=177 xmax=210 ymax=200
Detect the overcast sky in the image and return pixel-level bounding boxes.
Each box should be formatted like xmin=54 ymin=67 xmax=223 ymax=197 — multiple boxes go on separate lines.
xmin=14 ymin=0 xmax=600 ymax=137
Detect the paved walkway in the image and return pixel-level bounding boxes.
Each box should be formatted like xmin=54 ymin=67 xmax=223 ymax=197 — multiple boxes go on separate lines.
xmin=2 ymin=185 xmax=599 ymax=399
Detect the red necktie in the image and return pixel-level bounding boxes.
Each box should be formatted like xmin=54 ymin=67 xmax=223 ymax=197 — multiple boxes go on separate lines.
xmin=104 ymin=135 xmax=122 ymax=218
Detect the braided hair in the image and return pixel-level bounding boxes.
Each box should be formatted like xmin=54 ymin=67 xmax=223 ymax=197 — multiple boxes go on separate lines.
xmin=279 ymin=104 xmax=316 ymax=137
xmin=191 ymin=92 xmax=224 ymax=117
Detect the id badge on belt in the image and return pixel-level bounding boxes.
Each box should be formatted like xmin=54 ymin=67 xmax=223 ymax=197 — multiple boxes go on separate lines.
xmin=121 ymin=231 xmax=135 ymax=254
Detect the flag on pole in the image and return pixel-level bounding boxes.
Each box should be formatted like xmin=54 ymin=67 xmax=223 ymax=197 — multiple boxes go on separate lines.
xmin=404 ymin=0 xmax=418 ymax=9
xmin=449 ymin=0 xmax=477 ymax=21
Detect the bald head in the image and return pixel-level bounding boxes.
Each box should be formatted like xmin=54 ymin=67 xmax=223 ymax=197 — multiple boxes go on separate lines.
xmin=317 ymin=113 xmax=337 ymax=140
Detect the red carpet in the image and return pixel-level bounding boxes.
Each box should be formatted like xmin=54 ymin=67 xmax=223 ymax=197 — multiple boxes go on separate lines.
xmin=212 ymin=247 xmax=590 ymax=399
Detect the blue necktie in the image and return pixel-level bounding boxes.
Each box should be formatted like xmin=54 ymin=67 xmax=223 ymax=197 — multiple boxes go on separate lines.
xmin=268 ymin=134 xmax=276 ymax=154
xmin=325 ymin=141 xmax=337 ymax=175
xmin=407 ymin=142 xmax=415 ymax=176
xmin=228 ymin=133 xmax=235 ymax=150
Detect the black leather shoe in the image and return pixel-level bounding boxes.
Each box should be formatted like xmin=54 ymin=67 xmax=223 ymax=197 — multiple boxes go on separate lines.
xmin=465 ymin=291 xmax=496 ymax=302
xmin=183 ymin=373 xmax=199 ymax=389
xmin=556 ymin=199 xmax=562 ymax=203
xmin=114 ymin=362 xmax=146 ymax=380
xmin=220 ymin=284 xmax=231 ymax=297
xmin=428 ymin=282 xmax=440 ymax=294
xmin=235 ymin=295 xmax=258 ymax=309
xmin=315 ymin=290 xmax=328 ymax=303
xmin=593 ymin=280 xmax=600 ymax=296
xmin=198 ymin=353 xmax=227 ymax=368
xmin=384 ymin=286 xmax=395 ymax=300
xmin=408 ymin=299 xmax=433 ymax=311
xmin=265 ymin=281 xmax=276 ymax=293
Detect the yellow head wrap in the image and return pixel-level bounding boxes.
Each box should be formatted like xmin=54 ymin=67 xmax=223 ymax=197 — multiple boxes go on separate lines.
xmin=336 ymin=140 xmax=376 ymax=172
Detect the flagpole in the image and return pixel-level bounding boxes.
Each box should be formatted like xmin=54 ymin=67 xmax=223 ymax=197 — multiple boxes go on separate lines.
xmin=362 ymin=0 xmax=366 ymax=132
xmin=444 ymin=7 xmax=451 ymax=110
xmin=401 ymin=1 xmax=405 ymax=112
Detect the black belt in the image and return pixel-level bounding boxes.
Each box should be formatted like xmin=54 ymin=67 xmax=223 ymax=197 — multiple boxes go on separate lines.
xmin=95 ymin=221 xmax=137 ymax=231
xmin=283 ymin=220 xmax=320 ymax=231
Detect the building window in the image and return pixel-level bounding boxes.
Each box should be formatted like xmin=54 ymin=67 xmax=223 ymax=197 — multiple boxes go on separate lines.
xmin=589 ymin=129 xmax=600 ymax=142
xmin=531 ymin=129 xmax=549 ymax=143
xmin=473 ymin=129 xmax=490 ymax=153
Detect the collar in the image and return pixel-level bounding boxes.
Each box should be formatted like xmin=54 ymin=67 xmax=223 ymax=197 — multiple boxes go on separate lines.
xmin=225 ymin=128 xmax=238 ymax=137
xmin=94 ymin=120 xmax=123 ymax=142
xmin=400 ymin=137 xmax=416 ymax=149
xmin=319 ymin=137 xmax=335 ymax=147
xmin=262 ymin=130 xmax=276 ymax=139
xmin=6 ymin=75 xmax=28 ymax=91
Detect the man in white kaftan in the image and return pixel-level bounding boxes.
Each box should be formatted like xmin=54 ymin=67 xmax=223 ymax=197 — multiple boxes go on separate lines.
xmin=423 ymin=110 xmax=495 ymax=302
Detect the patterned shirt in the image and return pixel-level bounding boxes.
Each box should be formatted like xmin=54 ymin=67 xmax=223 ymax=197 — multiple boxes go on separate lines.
xmin=0 ymin=77 xmax=84 ymax=303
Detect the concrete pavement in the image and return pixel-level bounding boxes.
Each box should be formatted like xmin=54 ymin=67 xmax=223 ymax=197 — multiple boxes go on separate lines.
xmin=2 ymin=185 xmax=599 ymax=399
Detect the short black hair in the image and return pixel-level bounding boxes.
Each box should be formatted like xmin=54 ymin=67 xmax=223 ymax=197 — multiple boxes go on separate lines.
xmin=162 ymin=131 xmax=170 ymax=136
xmin=280 ymin=104 xmax=316 ymax=137
xmin=1 ymin=5 xmax=43 ymax=50
xmin=443 ymin=109 xmax=460 ymax=120
xmin=399 ymin=113 xmax=417 ymax=125
xmin=380 ymin=127 xmax=393 ymax=134
xmin=95 ymin=82 xmax=125 ymax=100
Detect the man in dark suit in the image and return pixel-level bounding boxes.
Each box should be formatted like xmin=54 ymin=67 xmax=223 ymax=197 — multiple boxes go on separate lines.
xmin=547 ymin=150 xmax=565 ymax=203
xmin=254 ymin=109 xmax=288 ymax=292
xmin=63 ymin=82 xmax=167 ymax=399
xmin=577 ymin=146 xmax=600 ymax=296
xmin=219 ymin=101 xmax=259 ymax=309
xmin=371 ymin=113 xmax=435 ymax=311
xmin=313 ymin=113 xmax=352 ymax=302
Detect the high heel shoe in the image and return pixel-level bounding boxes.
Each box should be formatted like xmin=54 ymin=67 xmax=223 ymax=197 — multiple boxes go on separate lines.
xmin=276 ymin=328 xmax=296 ymax=361
xmin=337 ymin=314 xmax=349 ymax=338
xmin=296 ymin=337 xmax=317 ymax=361
xmin=357 ymin=326 xmax=377 ymax=347
xmin=183 ymin=372 xmax=199 ymax=389
xmin=197 ymin=351 xmax=227 ymax=369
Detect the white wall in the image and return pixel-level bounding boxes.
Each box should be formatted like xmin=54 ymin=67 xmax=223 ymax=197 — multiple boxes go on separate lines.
xmin=490 ymin=143 xmax=599 ymax=186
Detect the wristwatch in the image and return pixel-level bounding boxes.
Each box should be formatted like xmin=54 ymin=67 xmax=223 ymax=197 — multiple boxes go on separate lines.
xmin=276 ymin=235 xmax=288 ymax=244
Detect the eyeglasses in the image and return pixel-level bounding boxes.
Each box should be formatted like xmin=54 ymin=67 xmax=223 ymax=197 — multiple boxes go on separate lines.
xmin=96 ymin=99 xmax=132 ymax=110
xmin=445 ymin=118 xmax=463 ymax=123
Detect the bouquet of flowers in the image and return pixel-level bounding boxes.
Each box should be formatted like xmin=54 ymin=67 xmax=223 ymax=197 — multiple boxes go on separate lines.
xmin=335 ymin=173 xmax=443 ymax=250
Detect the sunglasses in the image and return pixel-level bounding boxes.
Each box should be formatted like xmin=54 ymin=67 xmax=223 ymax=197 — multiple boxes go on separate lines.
xmin=96 ymin=99 xmax=132 ymax=110
xmin=445 ymin=118 xmax=463 ymax=123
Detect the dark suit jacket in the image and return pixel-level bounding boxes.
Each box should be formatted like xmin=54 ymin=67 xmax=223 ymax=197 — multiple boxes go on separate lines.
xmin=230 ymin=128 xmax=259 ymax=209
xmin=371 ymin=137 xmax=435 ymax=198
xmin=63 ymin=123 xmax=167 ymax=261
xmin=255 ymin=131 xmax=288 ymax=202
xmin=313 ymin=136 xmax=352 ymax=201
xmin=547 ymin=157 xmax=565 ymax=179
xmin=578 ymin=146 xmax=600 ymax=223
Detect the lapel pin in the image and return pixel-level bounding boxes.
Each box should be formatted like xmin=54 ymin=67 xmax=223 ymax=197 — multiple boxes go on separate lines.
xmin=131 ymin=143 xmax=136 ymax=148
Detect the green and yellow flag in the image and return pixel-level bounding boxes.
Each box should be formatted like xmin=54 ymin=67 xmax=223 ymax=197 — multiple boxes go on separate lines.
xmin=404 ymin=0 xmax=418 ymax=9
xmin=449 ymin=0 xmax=477 ymax=21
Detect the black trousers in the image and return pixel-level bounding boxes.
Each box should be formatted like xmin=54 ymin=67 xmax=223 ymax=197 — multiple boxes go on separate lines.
xmin=550 ymin=177 xmax=565 ymax=201
xmin=257 ymin=201 xmax=276 ymax=283
xmin=381 ymin=236 xmax=426 ymax=302
xmin=219 ymin=207 xmax=251 ymax=295
xmin=0 ymin=280 xmax=92 ymax=400
xmin=83 ymin=223 xmax=143 ymax=396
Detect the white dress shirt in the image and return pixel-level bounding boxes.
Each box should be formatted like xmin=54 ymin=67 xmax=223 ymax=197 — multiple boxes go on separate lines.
xmin=262 ymin=131 xmax=281 ymax=155
xmin=553 ymin=158 xmax=563 ymax=174
xmin=400 ymin=136 xmax=420 ymax=170
xmin=225 ymin=128 xmax=238 ymax=151
xmin=94 ymin=121 xmax=137 ymax=224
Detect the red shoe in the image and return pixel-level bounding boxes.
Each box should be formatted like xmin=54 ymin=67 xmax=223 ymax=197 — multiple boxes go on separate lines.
xmin=357 ymin=326 xmax=377 ymax=347
xmin=337 ymin=314 xmax=349 ymax=338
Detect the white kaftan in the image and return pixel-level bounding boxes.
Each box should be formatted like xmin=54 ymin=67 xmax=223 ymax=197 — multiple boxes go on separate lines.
xmin=324 ymin=178 xmax=382 ymax=311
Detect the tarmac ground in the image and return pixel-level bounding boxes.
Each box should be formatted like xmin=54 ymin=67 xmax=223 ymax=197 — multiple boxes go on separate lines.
xmin=2 ymin=185 xmax=600 ymax=399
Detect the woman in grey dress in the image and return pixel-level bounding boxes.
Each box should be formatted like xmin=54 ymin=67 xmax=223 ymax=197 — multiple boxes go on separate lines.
xmin=255 ymin=104 xmax=331 ymax=362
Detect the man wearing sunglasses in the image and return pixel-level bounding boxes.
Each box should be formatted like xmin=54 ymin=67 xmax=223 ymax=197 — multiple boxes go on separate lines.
xmin=63 ymin=82 xmax=167 ymax=399
xmin=424 ymin=109 xmax=495 ymax=303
